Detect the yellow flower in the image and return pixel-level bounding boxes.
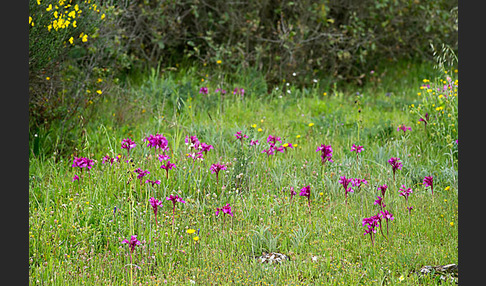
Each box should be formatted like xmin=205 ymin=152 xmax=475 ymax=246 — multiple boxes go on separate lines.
xmin=308 ymin=123 xmax=314 ymax=127
xmin=74 ymin=4 xmax=79 ymax=11
xmin=296 ymin=135 xmax=301 ymax=138
xmin=101 ymin=13 xmax=105 ymax=20
xmin=294 ymin=144 xmax=298 ymax=147
xmin=82 ymin=34 xmax=88 ymax=42
xmin=323 ymin=92 xmax=327 ymax=96
xmin=216 ymin=60 xmax=222 ymax=64
xmin=444 ymin=186 xmax=450 ymax=191
xmin=186 ymin=229 xmax=196 ymax=234
xmin=68 ymin=10 xmax=76 ymax=18
xmin=96 ymin=90 xmax=102 ymax=95
xmin=450 ymin=222 xmax=454 ymax=227
xmin=46 ymin=77 xmax=50 ymax=80
xmin=257 ymin=128 xmax=262 ymax=132
xmin=417 ymin=92 xmax=421 ymax=96
xmin=251 ymin=124 xmax=257 ymax=128
xmin=97 ymin=78 xmax=103 ymax=83
xmin=46 ymin=4 xmax=52 ymax=11
xmin=68 ymin=37 xmax=74 ymax=44
xmin=282 ymin=143 xmax=289 ymax=148
xmin=37 ymin=0 xmax=41 ymax=5
xmin=398 ymin=275 xmax=404 ymax=282
xmin=319 ymin=192 xmax=324 ymax=196
xmin=193 ymin=236 xmax=199 ymax=241
xmin=201 ymin=78 xmax=204 ymax=82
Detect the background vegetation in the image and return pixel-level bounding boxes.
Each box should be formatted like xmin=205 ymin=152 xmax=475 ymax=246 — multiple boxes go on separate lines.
xmin=29 ymin=0 xmax=457 ymax=158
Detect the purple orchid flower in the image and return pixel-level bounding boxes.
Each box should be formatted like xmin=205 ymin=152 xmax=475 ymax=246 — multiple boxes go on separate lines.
xmin=149 ymin=197 xmax=163 ymax=225
xmin=210 ymin=163 xmax=227 ymax=185
xmin=339 ymin=176 xmax=353 ymax=203
xmin=316 ymin=144 xmax=333 ymax=165
xmin=423 ymin=176 xmax=434 ymax=195
xmin=199 ymin=87 xmax=209 ymax=95
xmin=166 ymin=194 xmax=185 ymax=225
xmin=397 ymin=124 xmax=412 ymax=133
xmin=121 ymin=138 xmax=136 ymax=156
xmin=122 ymin=235 xmax=141 ymax=254
xmin=388 ymin=157 xmax=402 ymax=182
xmin=378 ymin=184 xmax=388 ymax=197
xmin=160 ymin=161 xmax=176 ymax=179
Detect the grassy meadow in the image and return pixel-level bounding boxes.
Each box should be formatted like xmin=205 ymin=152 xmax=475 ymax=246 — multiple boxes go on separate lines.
xmin=29 ymin=62 xmax=458 ymax=285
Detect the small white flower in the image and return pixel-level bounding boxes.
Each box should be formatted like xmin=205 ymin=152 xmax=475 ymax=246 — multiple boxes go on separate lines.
xmin=286 ymin=82 xmax=290 ymax=86
xmin=292 ymin=72 xmax=296 ymax=76
xmin=189 ymin=279 xmax=196 ymax=284
xmin=275 ymin=87 xmax=279 ymax=90
xmin=287 ymin=90 xmax=291 ymax=94
xmin=313 ymin=79 xmax=318 ymax=83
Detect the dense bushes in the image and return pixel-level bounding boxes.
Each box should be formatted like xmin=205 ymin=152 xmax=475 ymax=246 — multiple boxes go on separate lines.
xmin=113 ymin=0 xmax=457 ymax=84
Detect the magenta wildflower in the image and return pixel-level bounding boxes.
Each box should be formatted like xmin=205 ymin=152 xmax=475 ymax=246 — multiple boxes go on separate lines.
xmin=397 ymin=124 xmax=412 ymax=133
xmin=378 ymin=184 xmax=388 ymax=197
xmin=166 ymin=194 xmax=186 ymax=225
xmin=266 ymin=135 xmax=282 ymax=147
xmin=362 ymin=216 xmax=378 ymax=246
xmin=374 ymin=196 xmax=386 ymax=210
xmin=210 ymin=163 xmax=227 ymax=185
xmin=143 ymin=133 xmax=169 ymax=152
xmin=419 ymin=113 xmax=429 ymax=129
xmin=388 ymin=157 xmax=402 ymax=182
xmin=186 ymin=151 xmax=204 ymax=162
xmin=72 ymin=157 xmax=94 ymax=170
xmin=234 ymin=131 xmax=249 ymax=145
xmin=262 ymin=147 xmax=275 ymax=157
xmin=149 ymin=197 xmax=163 ymax=225
xmin=407 ymin=206 xmax=413 ymax=215
xmin=72 ymin=175 xmax=79 ymax=182
xmin=158 ymin=154 xmax=171 ymax=162
xmin=316 ymin=144 xmax=333 ymax=165
xmin=289 ymin=186 xmax=297 ymax=203
xmin=233 ymin=87 xmax=244 ymax=97
xmin=215 ymin=88 xmax=227 ymax=94
xmin=200 ymin=142 xmax=214 ymax=154
xmin=122 ymin=235 xmax=141 ymax=254
xmin=121 ymin=138 xmax=136 ymax=156
xmin=277 ymin=143 xmax=294 ymax=153
xmin=399 ymin=185 xmax=413 ymax=202
xmin=423 ymin=176 xmax=434 ymax=195
xmin=351 ymin=178 xmax=368 ymax=192
xmin=199 ymin=87 xmax=208 ymax=95
xmin=339 ymin=176 xmax=353 ymax=203
xmin=215 ymin=203 xmax=233 ymax=217
xmin=102 ymin=155 xmax=118 ymax=165
xmin=160 ymin=161 xmax=176 ymax=179
xmin=350 ymin=144 xmax=364 ymax=154
xmin=299 ymin=185 xmax=312 ymax=213
xmin=379 ymin=210 xmax=395 ymax=236
xmin=134 ymin=168 xmax=150 ymax=184
xmin=250 ymin=139 xmax=259 ymax=146
xmin=145 ymin=179 xmax=161 ymax=187
xmin=185 ymin=135 xmax=201 ymax=150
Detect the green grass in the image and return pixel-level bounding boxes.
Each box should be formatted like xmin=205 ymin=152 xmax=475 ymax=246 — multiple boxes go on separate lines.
xmin=29 ymin=62 xmax=458 ymax=285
